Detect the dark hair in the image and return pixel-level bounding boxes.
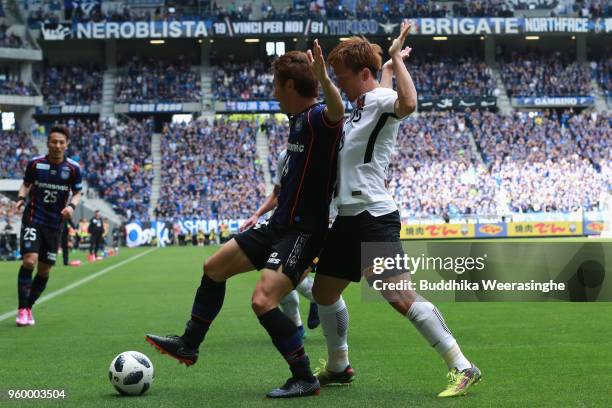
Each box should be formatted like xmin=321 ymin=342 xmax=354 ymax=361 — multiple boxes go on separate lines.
xmin=272 ymin=51 xmax=319 ymax=98
xmin=49 ymin=125 xmax=70 ymax=141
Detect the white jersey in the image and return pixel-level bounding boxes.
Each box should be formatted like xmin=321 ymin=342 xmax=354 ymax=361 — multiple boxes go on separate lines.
xmin=273 ymin=149 xmax=289 ymax=187
xmin=336 ymin=87 xmax=401 ymax=216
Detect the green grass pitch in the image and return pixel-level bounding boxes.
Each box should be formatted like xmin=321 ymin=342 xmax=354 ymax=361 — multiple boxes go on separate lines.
xmin=1 ymin=244 xmax=611 ymax=407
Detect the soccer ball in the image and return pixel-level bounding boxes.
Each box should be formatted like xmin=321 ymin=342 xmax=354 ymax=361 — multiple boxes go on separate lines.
xmin=108 ymin=351 xmax=154 ymax=396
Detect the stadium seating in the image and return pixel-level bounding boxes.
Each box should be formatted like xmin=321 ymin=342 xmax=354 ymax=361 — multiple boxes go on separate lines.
xmin=212 ymin=60 xmax=273 ymax=101
xmin=0 ymin=78 xmax=37 ymax=96
xmin=0 ymin=130 xmax=38 ymax=178
xmin=263 ymin=110 xmax=610 ymax=219
xmin=65 ymin=118 xmax=154 ymax=221
xmin=262 ymin=118 xmax=288 ymax=183
xmin=19 ymin=0 xmax=609 ymax=25
xmin=390 ymin=112 xmax=498 ymax=218
xmin=472 ymin=110 xmax=610 ymax=213
xmin=409 ymin=53 xmax=496 ymax=98
xmin=156 ymin=119 xmax=266 ymax=220
xmin=0 ymin=22 xmax=29 ymax=48
xmin=115 ymin=56 xmax=201 ymax=103
xmin=213 ymin=54 xmax=494 ymax=101
xmin=41 ymin=64 xmax=103 ymax=105
xmin=0 ymin=193 xmax=18 ymax=223
xmin=501 ymin=51 xmax=592 ymax=97
xmin=595 ymin=54 xmax=611 ymax=97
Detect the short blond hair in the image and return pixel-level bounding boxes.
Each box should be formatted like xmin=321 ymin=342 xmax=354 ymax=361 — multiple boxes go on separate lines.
xmin=328 ymin=37 xmax=382 ymax=78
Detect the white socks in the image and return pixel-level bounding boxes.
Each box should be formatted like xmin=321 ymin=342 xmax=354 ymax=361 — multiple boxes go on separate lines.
xmin=279 ymin=290 xmax=302 ymax=327
xmin=318 ymin=296 xmax=349 ymax=372
xmin=407 ymin=299 xmax=471 ymax=371
xmin=296 ymin=276 xmax=315 ymax=302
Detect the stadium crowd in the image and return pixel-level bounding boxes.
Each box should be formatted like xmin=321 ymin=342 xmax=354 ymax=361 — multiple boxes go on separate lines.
xmin=262 ymin=117 xmax=289 ymax=183
xmin=115 ymin=56 xmax=201 ymax=103
xmin=0 ymin=78 xmax=37 ymax=96
xmin=65 ymin=118 xmax=154 ymax=220
xmin=0 ymin=194 xmax=19 ymax=225
xmin=409 ymin=53 xmax=496 ymax=98
xmin=212 ymin=60 xmax=273 ymax=101
xmin=0 ymin=130 xmax=37 ymax=179
xmin=18 ymin=0 xmax=612 ymax=26
xmin=389 ymin=112 xmax=498 ymax=219
xmin=471 ymin=110 xmax=610 ymax=213
xmin=595 ymin=54 xmax=611 ymax=96
xmin=0 ymin=23 xmax=29 ymax=48
xmin=213 ymin=54 xmax=495 ymax=101
xmin=573 ymin=0 xmax=612 ymax=17
xmin=501 ymin=51 xmax=592 ymax=97
xmin=156 ymin=118 xmax=265 ymax=220
xmin=41 ymin=64 xmax=103 ymax=106
xmin=262 ymin=109 xmax=610 ymax=220
xmin=19 ymin=0 xmax=63 ymax=25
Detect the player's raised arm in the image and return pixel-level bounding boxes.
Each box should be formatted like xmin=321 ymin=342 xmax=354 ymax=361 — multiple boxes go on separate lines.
xmin=380 ymin=46 xmax=412 ymax=89
xmin=307 ymin=39 xmax=344 ymax=123
xmin=389 ymin=20 xmax=417 ymax=118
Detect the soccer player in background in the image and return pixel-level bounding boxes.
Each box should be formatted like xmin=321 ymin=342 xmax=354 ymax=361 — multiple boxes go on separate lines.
xmin=15 ymin=125 xmax=82 ymax=326
xmin=88 ymin=210 xmax=103 ymax=261
xmin=146 ymin=43 xmax=343 ymax=398
xmin=312 ymin=21 xmax=482 ymax=398
xmin=60 ymin=217 xmax=77 ymax=266
xmin=241 ymin=148 xmax=321 ymax=338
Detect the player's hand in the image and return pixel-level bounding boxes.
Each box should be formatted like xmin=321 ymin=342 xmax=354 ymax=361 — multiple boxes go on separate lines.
xmin=389 ymin=20 xmax=412 ymax=58
xmin=382 ymin=46 xmax=412 ymax=70
xmin=61 ymin=206 xmax=74 ymax=220
xmin=14 ymin=199 xmax=25 ymax=212
xmin=306 ymin=39 xmax=328 ymax=83
xmin=240 ymin=214 xmax=259 ymax=232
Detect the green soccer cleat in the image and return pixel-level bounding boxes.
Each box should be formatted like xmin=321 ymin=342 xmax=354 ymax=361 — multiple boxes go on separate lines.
xmin=437 ymin=364 xmax=482 ymax=398
xmin=314 ymin=359 xmax=354 ymax=386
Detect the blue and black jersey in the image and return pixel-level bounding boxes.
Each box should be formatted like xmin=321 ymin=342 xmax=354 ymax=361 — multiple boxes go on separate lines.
xmin=270 ymin=103 xmax=342 ymax=232
xmin=22 ymin=155 xmax=82 ymax=230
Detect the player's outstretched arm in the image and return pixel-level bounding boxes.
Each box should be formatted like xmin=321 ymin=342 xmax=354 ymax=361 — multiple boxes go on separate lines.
xmin=240 ymin=185 xmax=280 ymax=231
xmin=380 ymin=46 xmax=412 ymax=89
xmin=389 ymin=20 xmax=417 ymax=118
xmin=307 ymin=39 xmax=344 ymax=123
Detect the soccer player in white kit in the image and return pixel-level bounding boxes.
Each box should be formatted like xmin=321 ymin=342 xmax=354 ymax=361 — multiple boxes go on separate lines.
xmin=312 ymin=21 xmax=481 ymax=398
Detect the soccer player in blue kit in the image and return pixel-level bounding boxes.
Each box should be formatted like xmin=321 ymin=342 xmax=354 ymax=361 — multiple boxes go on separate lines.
xmin=15 ymin=125 xmax=82 ymax=326
xmin=146 ymin=43 xmax=344 ymax=398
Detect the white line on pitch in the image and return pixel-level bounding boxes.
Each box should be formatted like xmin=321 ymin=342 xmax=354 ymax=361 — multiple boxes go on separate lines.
xmin=0 ymin=248 xmax=157 ymax=322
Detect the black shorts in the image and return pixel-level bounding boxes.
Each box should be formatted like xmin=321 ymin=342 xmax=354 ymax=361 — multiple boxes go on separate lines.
xmin=234 ymin=222 xmax=325 ymax=287
xmin=316 ymin=210 xmax=404 ymax=282
xmin=20 ymin=223 xmax=60 ymax=265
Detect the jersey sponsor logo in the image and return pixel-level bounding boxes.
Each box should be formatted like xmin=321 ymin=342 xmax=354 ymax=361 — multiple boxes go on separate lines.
xmin=36 ymin=163 xmax=50 ymax=170
xmin=287 ymin=142 xmax=305 ymax=153
xmin=294 ymin=116 xmax=303 ymax=132
xmin=267 ymin=252 xmax=281 ymax=265
xmin=34 ymin=181 xmax=70 ymax=191
xmin=61 ymin=168 xmax=70 ymax=180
